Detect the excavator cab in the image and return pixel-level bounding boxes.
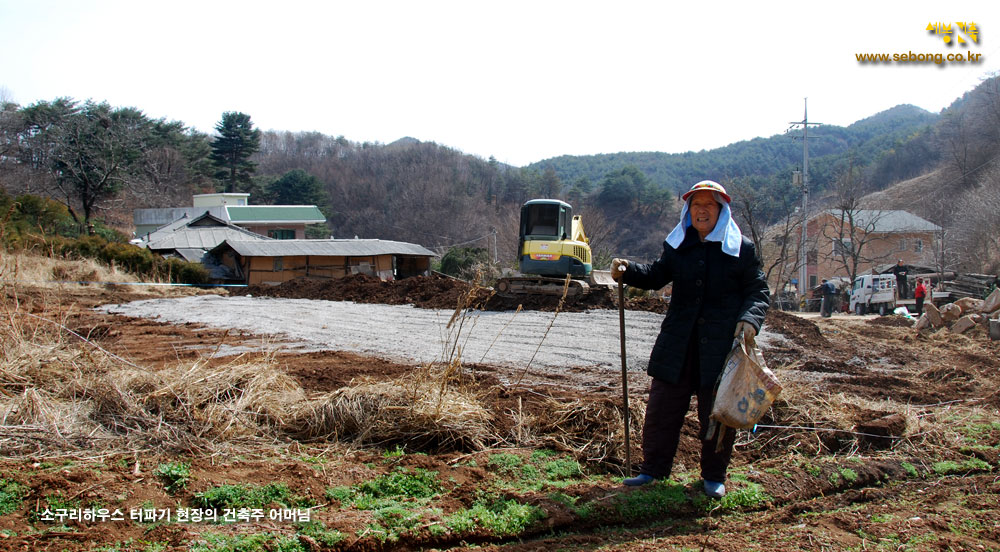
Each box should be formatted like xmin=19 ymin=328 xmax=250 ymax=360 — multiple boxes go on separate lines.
xmin=518 ymin=199 xmax=591 ymax=278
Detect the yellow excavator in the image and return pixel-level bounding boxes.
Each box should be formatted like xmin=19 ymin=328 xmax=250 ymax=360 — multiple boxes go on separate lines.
xmin=495 ymin=199 xmax=616 ymax=296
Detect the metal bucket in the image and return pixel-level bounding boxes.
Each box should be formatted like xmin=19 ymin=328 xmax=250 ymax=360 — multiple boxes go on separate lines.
xmin=990 ymin=318 xmax=1000 ymax=341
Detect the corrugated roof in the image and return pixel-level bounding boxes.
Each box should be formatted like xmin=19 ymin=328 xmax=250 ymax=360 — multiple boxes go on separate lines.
xmin=174 ymin=248 xmax=208 ymax=262
xmin=145 ymin=212 xmax=270 ymax=251
xmin=150 ymin=228 xmax=270 ymax=251
xmin=218 ymin=239 xmax=436 ymax=258
xmin=143 ymin=211 xmax=226 ymax=243
xmin=226 ymin=205 xmax=326 ymax=223
xmin=822 ymin=209 xmax=941 ymax=232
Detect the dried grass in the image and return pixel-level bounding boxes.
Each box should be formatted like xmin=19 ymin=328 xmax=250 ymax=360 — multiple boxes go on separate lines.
xmin=147 ymin=354 xmax=306 ymax=438
xmin=1 ymin=250 xmax=138 ymax=288
xmin=760 ymin=372 xmax=939 ymax=456
xmin=0 ymin=284 xmax=307 ymax=455
xmin=293 ymin=367 xmax=494 ymax=450
xmin=286 ymin=276 xmax=502 ymax=451
xmin=0 ymin=261 xmax=505 ymax=456
xmin=523 ymin=396 xmax=645 ymax=464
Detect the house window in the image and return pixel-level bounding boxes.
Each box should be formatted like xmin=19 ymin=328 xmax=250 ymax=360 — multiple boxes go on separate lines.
xmin=809 ymin=275 xmax=817 ymax=288
xmin=268 ymin=229 xmax=295 ymax=240
xmin=832 ymin=239 xmax=853 ymax=256
xmin=273 ymin=257 xmax=283 ymax=271
xmin=913 ymin=239 xmax=923 ymax=252
xmin=899 ymin=238 xmax=907 ymax=251
xmin=807 ymin=249 xmax=817 ymax=264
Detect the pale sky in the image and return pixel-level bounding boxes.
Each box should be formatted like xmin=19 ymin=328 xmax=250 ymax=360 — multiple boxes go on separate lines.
xmin=1 ymin=1 xmax=997 ymax=167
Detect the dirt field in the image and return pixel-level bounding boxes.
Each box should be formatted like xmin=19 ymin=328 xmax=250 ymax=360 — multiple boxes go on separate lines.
xmin=2 ymin=271 xmax=999 ymax=551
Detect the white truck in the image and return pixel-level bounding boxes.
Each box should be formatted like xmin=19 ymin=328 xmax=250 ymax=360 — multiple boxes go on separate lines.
xmin=850 ymin=274 xmax=897 ymax=315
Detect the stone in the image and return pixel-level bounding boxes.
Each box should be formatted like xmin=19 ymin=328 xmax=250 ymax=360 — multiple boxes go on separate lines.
xmin=914 ymin=313 xmax=930 ymax=330
xmin=940 ymin=303 xmax=962 ymax=323
xmin=954 ymin=297 xmax=984 ymax=314
xmin=982 ymin=288 xmax=1000 ymax=314
xmin=924 ymin=302 xmax=944 ymax=328
xmin=951 ymin=315 xmax=976 ymax=334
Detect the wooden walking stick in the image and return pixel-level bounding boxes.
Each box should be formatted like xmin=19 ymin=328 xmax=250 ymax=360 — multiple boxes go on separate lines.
xmin=617 ymin=274 xmax=632 ymax=477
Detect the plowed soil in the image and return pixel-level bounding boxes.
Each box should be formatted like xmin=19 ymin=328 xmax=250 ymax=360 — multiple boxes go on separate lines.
xmin=3 ymin=276 xmax=1000 ymax=552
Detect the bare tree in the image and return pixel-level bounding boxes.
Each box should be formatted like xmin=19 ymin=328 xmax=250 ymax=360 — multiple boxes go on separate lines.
xmin=940 ymin=111 xmax=976 ymax=188
xmin=952 ymin=163 xmax=1000 ymax=273
xmin=972 ymin=72 xmax=1000 ymax=151
xmin=823 ymin=161 xmax=894 ymax=285
xmin=576 ymin=206 xmax=615 ymax=269
xmin=725 ymin=179 xmax=767 ymax=255
xmin=760 ymin=207 xmax=805 ymax=298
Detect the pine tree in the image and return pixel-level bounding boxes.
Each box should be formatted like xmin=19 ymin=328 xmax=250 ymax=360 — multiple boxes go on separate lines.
xmin=210 ymin=111 xmax=261 ymax=192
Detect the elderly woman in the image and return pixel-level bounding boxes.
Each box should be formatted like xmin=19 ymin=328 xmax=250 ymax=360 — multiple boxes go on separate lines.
xmin=612 ymin=180 xmax=770 ymax=498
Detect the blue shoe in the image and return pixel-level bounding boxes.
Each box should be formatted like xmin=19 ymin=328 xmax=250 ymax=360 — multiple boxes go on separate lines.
xmin=624 ymin=474 xmax=656 ymax=486
xmin=703 ymin=480 xmax=726 ymax=498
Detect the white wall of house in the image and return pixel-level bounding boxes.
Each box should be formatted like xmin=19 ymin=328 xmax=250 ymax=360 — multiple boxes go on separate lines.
xmin=193 ymin=193 xmax=250 ymax=207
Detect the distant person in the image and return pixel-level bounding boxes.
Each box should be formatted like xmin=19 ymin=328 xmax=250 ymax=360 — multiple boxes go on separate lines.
xmin=914 ymin=277 xmax=928 ymax=316
xmin=820 ymin=278 xmax=837 ymax=317
xmin=892 ymin=260 xmax=909 ymax=299
xmin=610 ymin=180 xmax=770 ymax=499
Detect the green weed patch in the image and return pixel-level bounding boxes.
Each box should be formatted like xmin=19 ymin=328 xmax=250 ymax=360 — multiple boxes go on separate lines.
xmin=153 ymin=462 xmax=191 ymax=494
xmin=932 ymin=458 xmax=993 ymax=475
xmin=444 ymin=496 xmax=544 ymax=536
xmin=295 ymin=521 xmax=346 ymax=546
xmin=193 ymin=483 xmax=311 ymax=511
xmin=354 ymin=466 xmax=442 ymax=500
xmin=486 ymin=451 xmax=586 ymax=491
xmin=0 ymin=479 xmax=26 ymax=516
xmin=189 ymin=532 xmax=304 ymax=552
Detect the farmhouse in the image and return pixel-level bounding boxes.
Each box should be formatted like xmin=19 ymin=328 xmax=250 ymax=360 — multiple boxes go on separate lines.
xmin=137 ymin=210 xmax=436 ymax=285
xmin=133 ymin=193 xmax=326 ymax=239
xmin=767 ymin=209 xmax=941 ymax=292
xmin=208 ymin=238 xmax=436 ymax=285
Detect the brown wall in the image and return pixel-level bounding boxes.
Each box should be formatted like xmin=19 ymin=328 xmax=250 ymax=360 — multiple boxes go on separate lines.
xmin=244 ymin=254 xmax=397 ymax=285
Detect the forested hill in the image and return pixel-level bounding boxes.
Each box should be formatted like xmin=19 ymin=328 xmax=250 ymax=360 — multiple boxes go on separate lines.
xmin=10 ymin=79 xmax=1000 ymax=267
xmin=526 ymin=104 xmax=939 ymax=194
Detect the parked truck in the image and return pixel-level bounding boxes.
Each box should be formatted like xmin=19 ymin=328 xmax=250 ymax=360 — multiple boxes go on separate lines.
xmin=850 ymin=273 xmax=897 ymax=315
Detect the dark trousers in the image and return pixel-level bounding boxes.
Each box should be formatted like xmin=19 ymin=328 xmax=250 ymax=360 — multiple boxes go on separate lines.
xmin=821 ymin=294 xmax=836 ymax=317
xmin=915 ymin=296 xmax=925 ymax=316
xmin=639 ymin=345 xmax=736 ymax=482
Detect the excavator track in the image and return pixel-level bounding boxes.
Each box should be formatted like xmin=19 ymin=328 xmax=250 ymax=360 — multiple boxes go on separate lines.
xmin=495 ymin=276 xmax=590 ymax=297
xmin=494 ymin=271 xmax=616 ymax=298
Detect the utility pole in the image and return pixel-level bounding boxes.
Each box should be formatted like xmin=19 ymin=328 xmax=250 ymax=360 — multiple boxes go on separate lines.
xmin=789 ymin=98 xmax=822 ymax=301
xmin=490 ymin=227 xmax=498 ymax=263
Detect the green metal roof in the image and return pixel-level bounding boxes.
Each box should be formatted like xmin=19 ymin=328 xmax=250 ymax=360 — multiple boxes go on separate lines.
xmin=225 ymin=205 xmax=326 ymax=223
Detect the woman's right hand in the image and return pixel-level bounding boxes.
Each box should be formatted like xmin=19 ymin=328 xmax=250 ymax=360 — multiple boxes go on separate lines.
xmin=611 ymin=258 xmax=629 ymax=281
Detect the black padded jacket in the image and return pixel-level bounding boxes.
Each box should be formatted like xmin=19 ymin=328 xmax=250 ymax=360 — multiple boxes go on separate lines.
xmin=621 ymin=226 xmax=770 ymax=387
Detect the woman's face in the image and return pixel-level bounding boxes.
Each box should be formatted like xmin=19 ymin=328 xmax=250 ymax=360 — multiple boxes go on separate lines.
xmin=689 ymin=191 xmax=721 ymax=239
